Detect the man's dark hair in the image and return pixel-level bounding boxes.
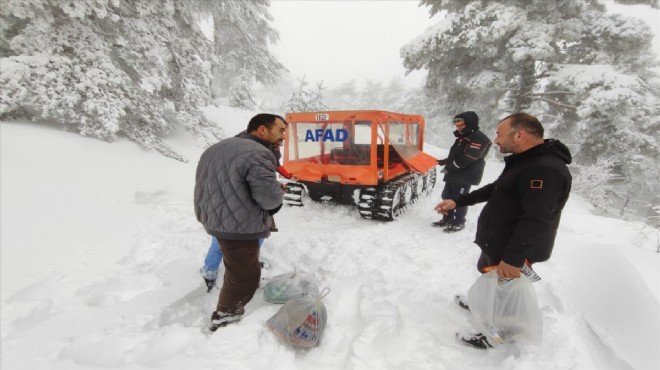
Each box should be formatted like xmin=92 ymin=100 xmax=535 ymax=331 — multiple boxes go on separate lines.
xmin=247 ymin=113 xmax=287 ymax=133
xmin=501 ymin=112 xmax=544 ymax=139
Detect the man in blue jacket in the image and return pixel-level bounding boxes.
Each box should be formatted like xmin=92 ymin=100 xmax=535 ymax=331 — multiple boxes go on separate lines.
xmin=433 ymin=111 xmax=491 ymax=232
xmin=435 ymin=113 xmax=572 ymax=349
xmin=194 ymin=113 xmax=286 ymax=331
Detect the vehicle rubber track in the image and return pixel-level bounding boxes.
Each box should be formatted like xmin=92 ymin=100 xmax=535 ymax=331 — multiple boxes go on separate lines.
xmin=425 ymin=167 xmax=437 ymax=195
xmin=357 ymin=168 xmax=437 ymax=221
xmin=357 ymin=187 xmax=378 ymax=219
xmin=283 ymin=182 xmax=305 ymax=207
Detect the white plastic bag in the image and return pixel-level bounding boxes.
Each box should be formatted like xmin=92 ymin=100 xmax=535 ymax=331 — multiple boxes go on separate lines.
xmin=266 ymin=288 xmax=330 ymax=348
xmin=467 ymin=271 xmax=543 ymax=345
xmin=263 ymin=271 xmax=320 ymax=304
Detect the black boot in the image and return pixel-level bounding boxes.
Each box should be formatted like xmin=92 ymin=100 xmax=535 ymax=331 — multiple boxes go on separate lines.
xmin=209 ymin=311 xmax=242 ymax=332
xmin=443 ymin=223 xmax=465 ymax=233
xmin=456 ymin=332 xmax=493 ymax=349
xmin=432 ymin=218 xmax=452 ymax=228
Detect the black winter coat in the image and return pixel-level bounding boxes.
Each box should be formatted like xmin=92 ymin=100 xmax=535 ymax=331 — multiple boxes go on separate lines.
xmin=442 ymin=128 xmax=492 ymax=186
xmin=454 ymin=140 xmax=572 ymax=267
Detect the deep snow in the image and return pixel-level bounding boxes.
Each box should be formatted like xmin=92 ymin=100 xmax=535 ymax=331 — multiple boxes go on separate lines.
xmin=1 ymin=107 xmax=659 ymax=370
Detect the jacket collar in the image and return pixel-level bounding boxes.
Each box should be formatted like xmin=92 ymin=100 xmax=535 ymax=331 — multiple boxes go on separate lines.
xmin=453 ymin=127 xmax=475 ymax=138
xmin=236 ymin=131 xmax=272 ymax=149
xmin=504 ymin=139 xmax=573 ymax=166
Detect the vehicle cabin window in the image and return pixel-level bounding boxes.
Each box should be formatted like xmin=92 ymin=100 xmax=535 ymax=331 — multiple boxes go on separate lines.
xmin=354 ymin=120 xmax=371 ymax=145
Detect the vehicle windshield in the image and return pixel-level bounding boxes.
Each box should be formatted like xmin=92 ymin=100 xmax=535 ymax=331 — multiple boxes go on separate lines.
xmin=386 ymin=121 xmax=422 ymax=159
xmin=286 ymin=120 xmax=373 ymax=165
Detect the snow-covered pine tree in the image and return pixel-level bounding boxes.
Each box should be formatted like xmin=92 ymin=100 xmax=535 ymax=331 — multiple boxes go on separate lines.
xmin=382 ymin=77 xmax=408 ymax=112
xmin=228 ymin=68 xmax=257 ymax=109
xmin=325 ymin=79 xmax=359 ymax=110
xmin=200 ymin=0 xmax=285 ymax=101
xmin=0 ymin=0 xmax=224 ymax=161
xmin=545 ymin=64 xmax=660 ymax=214
xmin=325 ymin=77 xmax=411 ymax=112
xmin=571 ymin=158 xmax=622 ymax=214
xmin=283 ymin=76 xmax=329 ymax=112
xmin=402 ymin=0 xmax=660 ymax=221
xmin=358 ymin=80 xmax=385 ymax=110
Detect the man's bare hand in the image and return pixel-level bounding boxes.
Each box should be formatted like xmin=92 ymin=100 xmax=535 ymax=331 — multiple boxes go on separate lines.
xmin=434 ymin=200 xmax=457 ymax=215
xmin=497 ymin=260 xmax=521 ymax=279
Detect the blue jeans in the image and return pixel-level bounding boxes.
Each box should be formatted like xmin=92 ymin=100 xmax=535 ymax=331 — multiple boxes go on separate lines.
xmin=201 ymin=237 xmax=265 ymax=281
xmin=441 ymin=183 xmax=471 ymax=225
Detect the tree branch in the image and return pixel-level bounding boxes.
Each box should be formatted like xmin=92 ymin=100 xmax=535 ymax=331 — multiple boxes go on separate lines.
xmin=538 ymin=97 xmax=577 ymax=110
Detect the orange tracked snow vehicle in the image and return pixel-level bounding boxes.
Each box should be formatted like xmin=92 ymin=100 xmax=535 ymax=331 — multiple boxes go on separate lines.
xmin=282 ymin=110 xmax=438 ymax=220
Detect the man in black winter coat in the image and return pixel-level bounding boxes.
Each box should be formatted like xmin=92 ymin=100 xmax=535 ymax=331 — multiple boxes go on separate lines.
xmin=435 ymin=112 xmax=572 ymax=349
xmin=433 ymin=111 xmax=491 ymax=232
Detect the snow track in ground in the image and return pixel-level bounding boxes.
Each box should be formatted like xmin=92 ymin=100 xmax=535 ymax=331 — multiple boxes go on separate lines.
xmin=2 ymin=120 xmax=659 ymax=370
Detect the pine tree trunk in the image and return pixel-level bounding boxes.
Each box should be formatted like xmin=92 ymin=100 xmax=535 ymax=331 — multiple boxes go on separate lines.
xmin=512 ymin=60 xmax=536 ymax=112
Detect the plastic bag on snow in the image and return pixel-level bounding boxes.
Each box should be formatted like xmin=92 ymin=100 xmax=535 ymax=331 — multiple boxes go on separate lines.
xmin=266 ymin=288 xmax=330 ymax=348
xmin=263 ymin=271 xmax=320 ymax=304
xmin=467 ymin=271 xmax=543 ymax=345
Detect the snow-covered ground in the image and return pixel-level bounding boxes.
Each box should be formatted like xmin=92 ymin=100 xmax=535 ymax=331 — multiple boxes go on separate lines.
xmin=2 ymin=107 xmax=659 ymax=370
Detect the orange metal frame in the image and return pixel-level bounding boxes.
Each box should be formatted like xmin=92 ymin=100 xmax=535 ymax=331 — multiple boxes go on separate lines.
xmin=283 ymin=110 xmax=435 ymax=186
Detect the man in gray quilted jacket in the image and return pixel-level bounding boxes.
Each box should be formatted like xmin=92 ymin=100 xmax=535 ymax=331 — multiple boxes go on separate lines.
xmin=194 ymin=113 xmax=286 ymax=331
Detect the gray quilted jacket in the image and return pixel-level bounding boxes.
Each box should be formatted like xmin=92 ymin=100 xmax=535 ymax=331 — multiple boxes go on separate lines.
xmin=194 ymin=133 xmax=284 ymax=240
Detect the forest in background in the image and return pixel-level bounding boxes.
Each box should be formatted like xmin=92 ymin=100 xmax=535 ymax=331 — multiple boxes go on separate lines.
xmin=1 ymin=0 xmax=659 ymax=225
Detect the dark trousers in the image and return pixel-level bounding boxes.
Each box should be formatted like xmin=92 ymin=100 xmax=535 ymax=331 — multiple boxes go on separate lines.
xmin=441 ymin=183 xmax=471 ymax=225
xmin=216 ymin=239 xmax=261 ymax=315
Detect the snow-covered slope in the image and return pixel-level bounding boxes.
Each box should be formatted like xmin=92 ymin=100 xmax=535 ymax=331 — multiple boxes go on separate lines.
xmin=2 ymin=111 xmax=659 ymax=370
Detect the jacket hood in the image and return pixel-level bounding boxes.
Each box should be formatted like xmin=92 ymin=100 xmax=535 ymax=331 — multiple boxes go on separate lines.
xmin=542 ymin=139 xmax=572 ymax=164
xmin=511 ymin=139 xmax=572 ymax=165
xmin=454 ymin=111 xmax=479 ymax=130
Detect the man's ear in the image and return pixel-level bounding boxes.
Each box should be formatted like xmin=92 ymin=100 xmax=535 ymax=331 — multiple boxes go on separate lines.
xmin=255 ymin=125 xmax=267 ymax=138
xmin=514 ymin=130 xmax=525 ymax=142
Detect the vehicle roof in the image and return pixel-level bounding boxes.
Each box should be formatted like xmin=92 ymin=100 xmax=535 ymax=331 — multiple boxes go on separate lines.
xmin=285 ymin=110 xmax=424 ymax=123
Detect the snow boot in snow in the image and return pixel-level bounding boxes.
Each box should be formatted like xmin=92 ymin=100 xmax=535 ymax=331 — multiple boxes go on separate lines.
xmin=443 ymin=223 xmax=465 ymax=233
xmin=454 ymin=294 xmax=470 ymax=311
xmin=456 ymin=332 xmax=492 ymax=350
xmin=209 ymin=311 xmax=242 ymax=332
xmin=432 ymin=218 xmax=452 ymax=228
